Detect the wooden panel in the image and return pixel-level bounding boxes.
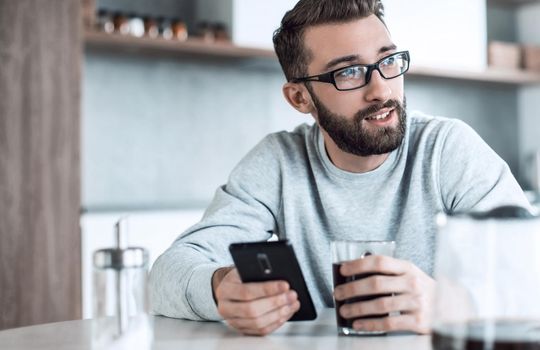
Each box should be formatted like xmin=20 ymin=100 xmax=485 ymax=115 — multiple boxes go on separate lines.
xmin=0 ymin=0 xmax=82 ymax=329
xmin=81 ymin=0 xmax=95 ymax=28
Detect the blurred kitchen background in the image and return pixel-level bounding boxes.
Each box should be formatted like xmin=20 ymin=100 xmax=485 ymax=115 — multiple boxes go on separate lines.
xmin=1 ymin=0 xmax=540 ymax=330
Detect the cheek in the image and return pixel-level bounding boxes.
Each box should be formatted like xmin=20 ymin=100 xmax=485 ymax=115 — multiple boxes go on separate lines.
xmin=319 ymin=89 xmax=370 ymax=116
xmin=338 ymin=93 xmax=369 ymax=116
xmin=389 ymin=78 xmax=405 ymax=102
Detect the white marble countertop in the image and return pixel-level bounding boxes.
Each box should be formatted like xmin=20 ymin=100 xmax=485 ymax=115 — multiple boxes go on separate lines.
xmin=0 ymin=309 xmax=432 ymax=350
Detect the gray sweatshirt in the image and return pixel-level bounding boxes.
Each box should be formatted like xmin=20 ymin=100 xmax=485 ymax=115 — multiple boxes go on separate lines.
xmin=149 ymin=111 xmax=529 ymax=321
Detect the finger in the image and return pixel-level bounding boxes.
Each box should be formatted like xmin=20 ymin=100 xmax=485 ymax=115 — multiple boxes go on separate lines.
xmin=340 ymin=255 xmax=413 ymax=277
xmin=219 ymin=290 xmax=297 ymax=319
xmin=217 ymin=279 xmax=290 ymax=302
xmin=334 ymin=274 xmax=409 ymax=301
xmin=226 ymin=268 xmax=242 ymax=283
xmin=352 ymin=314 xmax=426 ymax=334
xmin=340 ymin=294 xmax=420 ymax=319
xmin=235 ymin=318 xmax=285 ymax=336
xmin=228 ymin=300 xmax=299 ymax=330
xmin=227 ymin=301 xmax=300 ymax=335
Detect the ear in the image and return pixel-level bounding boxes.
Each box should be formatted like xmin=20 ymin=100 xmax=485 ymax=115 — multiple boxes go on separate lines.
xmin=282 ymin=82 xmax=314 ymax=114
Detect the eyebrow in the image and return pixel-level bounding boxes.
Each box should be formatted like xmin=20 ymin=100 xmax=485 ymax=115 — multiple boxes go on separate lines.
xmin=323 ymin=44 xmax=398 ymax=71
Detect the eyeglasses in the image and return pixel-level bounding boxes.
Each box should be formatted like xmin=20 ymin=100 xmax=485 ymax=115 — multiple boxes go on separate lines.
xmin=291 ymin=51 xmax=410 ymax=91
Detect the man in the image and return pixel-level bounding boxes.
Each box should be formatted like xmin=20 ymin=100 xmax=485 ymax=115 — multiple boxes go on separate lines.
xmin=149 ymin=0 xmax=530 ymax=336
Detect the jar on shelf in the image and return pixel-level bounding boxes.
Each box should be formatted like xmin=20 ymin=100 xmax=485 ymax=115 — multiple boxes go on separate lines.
xmin=158 ymin=17 xmax=173 ymax=40
xmin=96 ymin=9 xmax=114 ymax=34
xmin=213 ymin=23 xmax=230 ymax=42
xmin=171 ymin=18 xmax=188 ymax=41
xmin=113 ymin=12 xmax=130 ymax=35
xmin=143 ymin=16 xmax=159 ymax=39
xmin=197 ymin=22 xmax=215 ymax=42
xmin=128 ymin=13 xmax=145 ymax=38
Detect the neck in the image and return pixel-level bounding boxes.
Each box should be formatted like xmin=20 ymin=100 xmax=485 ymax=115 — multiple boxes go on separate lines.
xmin=321 ymin=130 xmax=390 ymax=173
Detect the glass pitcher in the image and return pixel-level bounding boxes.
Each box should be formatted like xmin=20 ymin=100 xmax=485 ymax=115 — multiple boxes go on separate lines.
xmin=432 ymin=206 xmax=540 ymax=350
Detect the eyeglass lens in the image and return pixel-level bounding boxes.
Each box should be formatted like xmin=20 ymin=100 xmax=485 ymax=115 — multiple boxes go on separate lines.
xmin=333 ymin=52 xmax=409 ymax=90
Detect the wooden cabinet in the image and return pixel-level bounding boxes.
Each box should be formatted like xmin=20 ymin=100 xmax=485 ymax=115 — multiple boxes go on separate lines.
xmin=0 ymin=0 xmax=82 ymax=329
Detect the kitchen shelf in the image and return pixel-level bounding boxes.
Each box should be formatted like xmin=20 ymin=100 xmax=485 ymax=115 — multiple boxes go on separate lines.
xmin=409 ymin=65 xmax=540 ymax=85
xmin=84 ymin=30 xmax=540 ymax=85
xmin=84 ymin=30 xmax=275 ymax=59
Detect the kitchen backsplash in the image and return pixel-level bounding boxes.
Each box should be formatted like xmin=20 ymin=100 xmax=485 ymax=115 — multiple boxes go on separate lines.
xmin=82 ymin=53 xmax=520 ymax=211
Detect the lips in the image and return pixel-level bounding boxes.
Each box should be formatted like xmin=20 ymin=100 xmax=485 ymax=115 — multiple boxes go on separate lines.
xmin=364 ymin=108 xmax=395 ymax=122
xmin=365 ymin=110 xmax=391 ymax=121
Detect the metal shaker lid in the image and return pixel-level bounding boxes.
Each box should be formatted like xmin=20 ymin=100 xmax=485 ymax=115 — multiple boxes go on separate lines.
xmin=92 ymin=217 xmax=149 ymax=269
xmin=93 ymin=247 xmax=148 ymax=269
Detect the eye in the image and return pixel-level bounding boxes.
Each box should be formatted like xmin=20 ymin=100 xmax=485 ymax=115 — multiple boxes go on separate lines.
xmin=335 ymin=66 xmax=363 ymax=80
xmin=381 ymin=56 xmax=397 ymax=67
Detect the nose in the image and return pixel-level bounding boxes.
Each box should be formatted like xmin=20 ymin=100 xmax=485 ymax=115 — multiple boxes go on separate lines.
xmin=363 ymin=70 xmax=392 ymax=102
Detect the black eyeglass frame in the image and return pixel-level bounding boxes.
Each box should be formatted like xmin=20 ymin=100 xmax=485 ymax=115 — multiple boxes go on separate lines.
xmin=290 ymin=50 xmax=410 ymax=91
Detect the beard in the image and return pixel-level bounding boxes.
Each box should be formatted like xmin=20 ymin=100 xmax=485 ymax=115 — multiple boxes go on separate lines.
xmin=312 ymin=93 xmax=407 ymax=157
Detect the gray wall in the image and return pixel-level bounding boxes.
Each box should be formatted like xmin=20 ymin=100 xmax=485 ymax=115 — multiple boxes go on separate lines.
xmin=517 ymin=3 xmax=540 ymax=190
xmin=405 ymin=77 xmax=519 ymax=174
xmin=82 ymin=54 xmax=301 ymax=211
xmin=487 ymin=5 xmax=517 ymax=42
xmin=82 ymin=53 xmax=520 ymax=211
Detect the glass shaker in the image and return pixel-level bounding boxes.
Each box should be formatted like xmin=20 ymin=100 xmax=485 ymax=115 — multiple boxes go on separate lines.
xmin=432 ymin=205 xmax=540 ymax=350
xmin=92 ymin=219 xmax=153 ymax=350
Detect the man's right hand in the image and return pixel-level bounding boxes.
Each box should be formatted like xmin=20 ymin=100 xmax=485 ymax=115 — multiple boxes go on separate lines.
xmin=212 ymin=267 xmax=300 ymax=336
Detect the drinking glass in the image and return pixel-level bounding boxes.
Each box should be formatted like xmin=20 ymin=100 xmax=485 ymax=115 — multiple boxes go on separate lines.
xmin=331 ymin=240 xmax=396 ymax=336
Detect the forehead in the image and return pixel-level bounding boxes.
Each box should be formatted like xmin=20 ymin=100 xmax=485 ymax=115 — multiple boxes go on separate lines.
xmin=303 ymin=15 xmax=393 ymax=71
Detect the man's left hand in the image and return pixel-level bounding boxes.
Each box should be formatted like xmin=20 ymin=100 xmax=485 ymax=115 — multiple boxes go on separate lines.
xmin=333 ymin=255 xmax=435 ymax=334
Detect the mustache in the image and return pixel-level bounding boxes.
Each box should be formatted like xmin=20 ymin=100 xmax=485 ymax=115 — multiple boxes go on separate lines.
xmin=355 ymin=100 xmax=400 ymax=120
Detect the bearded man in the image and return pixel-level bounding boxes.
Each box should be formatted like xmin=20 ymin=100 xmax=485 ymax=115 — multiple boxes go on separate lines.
xmin=149 ymin=0 xmax=530 ymax=336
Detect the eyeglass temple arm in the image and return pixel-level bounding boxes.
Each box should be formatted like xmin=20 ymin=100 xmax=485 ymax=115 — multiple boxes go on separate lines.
xmin=291 ymin=73 xmax=333 ymax=84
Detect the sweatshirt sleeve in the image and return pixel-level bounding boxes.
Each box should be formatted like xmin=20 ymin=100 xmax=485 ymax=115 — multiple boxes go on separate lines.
xmin=149 ymin=135 xmax=282 ymax=321
xmin=437 ymin=119 xmax=531 ymax=213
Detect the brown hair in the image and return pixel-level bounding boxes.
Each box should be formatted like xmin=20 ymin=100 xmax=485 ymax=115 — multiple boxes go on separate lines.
xmin=273 ymin=0 xmax=385 ymax=81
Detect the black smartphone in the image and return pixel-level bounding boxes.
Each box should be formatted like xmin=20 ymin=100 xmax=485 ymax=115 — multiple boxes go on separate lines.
xmin=228 ymin=240 xmax=317 ymax=321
